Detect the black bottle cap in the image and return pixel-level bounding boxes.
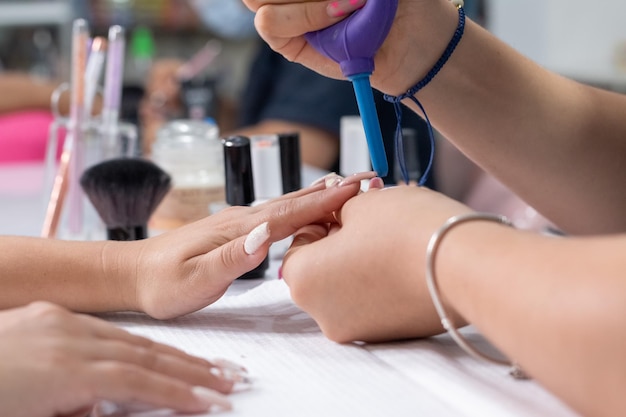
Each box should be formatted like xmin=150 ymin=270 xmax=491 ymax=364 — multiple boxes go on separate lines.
xmin=223 ymin=135 xmax=255 ymax=206
xmin=278 ymin=132 xmax=302 ymax=193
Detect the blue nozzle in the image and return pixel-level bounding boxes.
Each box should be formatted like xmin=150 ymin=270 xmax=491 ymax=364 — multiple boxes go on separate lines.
xmin=349 ymin=73 xmax=388 ymax=177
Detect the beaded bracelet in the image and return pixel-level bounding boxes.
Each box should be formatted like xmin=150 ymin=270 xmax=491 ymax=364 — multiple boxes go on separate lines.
xmin=425 ymin=212 xmax=529 ymax=380
xmin=384 ymin=0 xmax=465 ymax=186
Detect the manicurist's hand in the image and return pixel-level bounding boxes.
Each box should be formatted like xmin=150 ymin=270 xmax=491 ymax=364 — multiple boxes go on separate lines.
xmin=116 ymin=172 xmax=376 ymax=319
xmin=281 ymin=184 xmax=472 ymax=343
xmin=0 ymin=302 xmax=239 ymax=417
xmin=243 ymin=0 xmax=460 ymax=95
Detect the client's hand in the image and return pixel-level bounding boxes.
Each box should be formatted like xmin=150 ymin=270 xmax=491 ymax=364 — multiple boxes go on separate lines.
xmin=281 ymin=185 xmax=472 ymax=343
xmin=0 ymin=302 xmax=238 ymax=417
xmin=124 ymin=172 xmax=376 ymax=319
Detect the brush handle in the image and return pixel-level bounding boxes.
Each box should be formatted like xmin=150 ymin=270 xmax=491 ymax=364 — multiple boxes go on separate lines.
xmin=67 ymin=19 xmax=90 ymax=237
xmin=41 ymin=143 xmax=72 ymax=238
xmin=102 ymin=26 xmax=126 ymax=154
xmin=103 ymin=26 xmax=125 ymax=115
xmin=107 ymin=226 xmax=147 ymax=241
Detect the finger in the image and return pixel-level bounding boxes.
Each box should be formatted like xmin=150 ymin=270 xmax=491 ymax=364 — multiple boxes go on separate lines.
xmin=318 ymin=177 xmax=380 ymax=226
xmin=81 ymin=339 xmax=234 ymax=394
xmin=75 ymin=315 xmax=224 ymax=373
xmin=58 ymin=406 xmax=93 ymax=417
xmin=211 ymin=172 xmax=373 ymax=240
xmin=258 ymin=180 xmax=326 ymax=203
xmin=251 ymin=3 xmax=346 ymax=77
xmin=281 ymin=224 xmax=330 ymax=285
xmin=368 ymin=177 xmax=385 ymax=190
xmin=200 ymin=183 xmax=326 ymax=231
xmin=289 ymin=224 xmax=330 ymax=251
xmin=185 ymin=230 xmax=272 ymax=302
xmin=252 ymin=1 xmax=349 ymax=34
xmin=88 ymin=363 xmax=231 ymax=414
xmin=255 ymin=171 xmax=377 ymax=239
xmin=196 ymin=189 xmax=342 ymax=290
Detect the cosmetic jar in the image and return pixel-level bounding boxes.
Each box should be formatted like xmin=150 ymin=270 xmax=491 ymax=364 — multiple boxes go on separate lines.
xmin=151 ymin=119 xmax=225 ymax=230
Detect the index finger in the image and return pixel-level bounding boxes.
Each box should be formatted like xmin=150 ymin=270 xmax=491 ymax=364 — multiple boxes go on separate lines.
xmin=253 ymin=171 xmax=376 ymax=243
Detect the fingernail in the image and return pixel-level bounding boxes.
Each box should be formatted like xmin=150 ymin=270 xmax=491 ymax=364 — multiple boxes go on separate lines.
xmin=212 ymin=358 xmax=248 ymax=373
xmin=338 ymin=171 xmax=377 ymax=186
xmin=309 ymin=173 xmax=329 ymax=187
xmin=244 ymin=222 xmax=270 ymax=255
xmin=309 ymin=172 xmax=342 ymax=187
xmin=327 ymin=0 xmax=366 ymax=18
xmin=211 ymin=359 xmax=252 ymax=390
xmin=192 ymin=386 xmax=232 ymax=412
xmin=325 ymin=173 xmax=343 ymax=188
xmin=368 ymin=177 xmax=385 ymax=189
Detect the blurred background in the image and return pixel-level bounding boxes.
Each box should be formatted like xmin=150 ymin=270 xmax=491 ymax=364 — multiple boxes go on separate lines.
xmin=0 ymin=0 xmax=623 ymax=110
xmin=0 ymin=0 xmax=260 ymax=130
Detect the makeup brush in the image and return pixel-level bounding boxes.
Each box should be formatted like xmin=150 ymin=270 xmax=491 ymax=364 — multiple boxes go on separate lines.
xmin=79 ymin=158 xmax=171 ymax=241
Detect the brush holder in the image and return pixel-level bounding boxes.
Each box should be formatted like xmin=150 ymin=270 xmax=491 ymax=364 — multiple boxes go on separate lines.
xmin=43 ymin=117 xmax=139 ymax=240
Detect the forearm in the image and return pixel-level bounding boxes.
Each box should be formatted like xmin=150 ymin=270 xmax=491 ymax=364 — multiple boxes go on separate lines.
xmin=0 ymin=237 xmax=136 ymax=313
xmin=396 ymin=17 xmax=626 ymax=234
xmin=436 ymin=223 xmax=626 ymax=417
xmin=0 ymin=73 xmax=62 ymax=114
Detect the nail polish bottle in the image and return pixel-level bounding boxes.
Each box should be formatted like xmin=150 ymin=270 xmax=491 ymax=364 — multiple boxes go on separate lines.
xmin=250 ymin=134 xmax=282 ymax=202
xmin=393 ymin=128 xmax=422 ymax=185
xmin=223 ymin=135 xmax=269 ymax=279
xmin=278 ymin=132 xmax=302 ymax=193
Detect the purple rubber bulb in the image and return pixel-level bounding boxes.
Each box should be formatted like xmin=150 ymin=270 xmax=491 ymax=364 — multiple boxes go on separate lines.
xmin=305 ymin=0 xmax=399 ymax=176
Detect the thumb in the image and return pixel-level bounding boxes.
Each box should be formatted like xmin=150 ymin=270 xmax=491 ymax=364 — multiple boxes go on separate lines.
xmin=281 ymin=223 xmax=330 ymax=285
xmin=201 ymin=222 xmax=272 ymax=288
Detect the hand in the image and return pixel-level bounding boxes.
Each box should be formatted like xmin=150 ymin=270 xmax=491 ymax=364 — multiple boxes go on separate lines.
xmin=243 ymin=0 xmax=461 ymax=95
xmin=117 ymin=172 xmax=376 ymax=320
xmin=0 ymin=302 xmax=239 ymax=417
xmin=138 ymin=59 xmax=183 ymax=155
xmin=281 ymin=185 xmax=472 ymax=343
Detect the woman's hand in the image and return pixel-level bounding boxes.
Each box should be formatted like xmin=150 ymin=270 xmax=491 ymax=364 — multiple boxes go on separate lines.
xmin=0 ymin=302 xmax=239 ymax=417
xmin=243 ymin=0 xmax=460 ymax=95
xmin=138 ymin=59 xmax=184 ymax=155
xmin=116 ymin=172 xmax=375 ymax=320
xmin=281 ymin=185 xmax=472 ymax=343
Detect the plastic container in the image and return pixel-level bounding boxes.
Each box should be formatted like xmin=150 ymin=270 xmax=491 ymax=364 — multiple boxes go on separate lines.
xmin=150 ymin=119 xmax=225 ymax=230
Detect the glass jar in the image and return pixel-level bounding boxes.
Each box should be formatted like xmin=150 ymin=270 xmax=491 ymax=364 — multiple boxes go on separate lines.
xmin=150 ymin=119 xmax=225 ymax=231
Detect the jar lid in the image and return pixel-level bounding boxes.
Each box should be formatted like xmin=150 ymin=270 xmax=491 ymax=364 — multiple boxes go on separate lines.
xmin=154 ymin=119 xmax=220 ymax=151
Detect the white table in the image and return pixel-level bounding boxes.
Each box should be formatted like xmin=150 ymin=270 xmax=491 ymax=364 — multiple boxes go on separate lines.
xmin=0 ymin=162 xmax=580 ymax=417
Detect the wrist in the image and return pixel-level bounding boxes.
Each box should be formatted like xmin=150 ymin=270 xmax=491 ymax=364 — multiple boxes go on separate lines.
xmin=434 ymin=216 xmax=515 ymax=321
xmin=100 ymin=241 xmax=140 ymax=312
xmin=426 ymin=213 xmax=530 ymax=379
xmin=372 ymin=0 xmax=461 ymax=96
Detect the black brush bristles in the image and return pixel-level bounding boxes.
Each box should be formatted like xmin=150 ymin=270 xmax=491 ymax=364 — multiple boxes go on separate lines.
xmin=80 ymin=158 xmax=172 ymax=240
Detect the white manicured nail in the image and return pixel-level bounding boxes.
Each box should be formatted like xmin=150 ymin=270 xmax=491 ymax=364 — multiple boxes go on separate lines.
xmin=192 ymin=386 xmax=232 ymax=411
xmin=211 ymin=358 xmax=251 ymax=388
xmin=244 ymin=222 xmax=270 ymax=255
xmin=325 ymin=174 xmax=343 ymax=188
xmin=212 ymin=358 xmax=247 ymax=373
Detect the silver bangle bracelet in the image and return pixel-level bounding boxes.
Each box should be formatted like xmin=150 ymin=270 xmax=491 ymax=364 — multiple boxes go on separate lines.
xmin=425 ymin=212 xmax=529 ymax=380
